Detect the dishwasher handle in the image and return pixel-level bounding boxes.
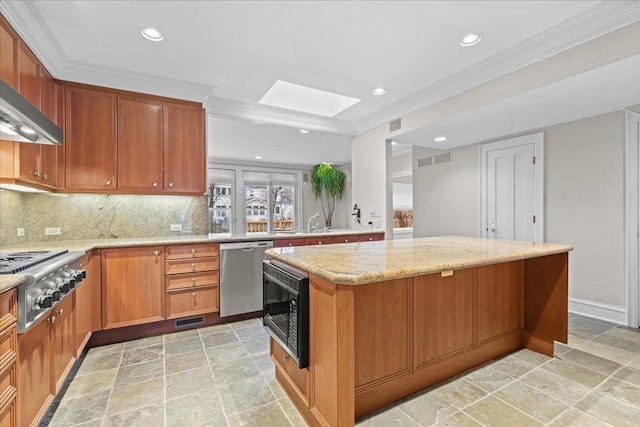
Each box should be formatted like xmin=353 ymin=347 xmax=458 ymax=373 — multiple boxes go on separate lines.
xmin=220 ymin=240 xmax=274 ymax=251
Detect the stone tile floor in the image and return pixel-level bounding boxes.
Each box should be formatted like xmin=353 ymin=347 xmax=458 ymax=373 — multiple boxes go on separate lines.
xmin=41 ymin=314 xmax=640 ymax=426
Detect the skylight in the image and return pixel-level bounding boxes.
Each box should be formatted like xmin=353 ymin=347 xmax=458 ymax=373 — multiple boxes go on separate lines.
xmin=259 ymin=80 xmax=360 ymax=117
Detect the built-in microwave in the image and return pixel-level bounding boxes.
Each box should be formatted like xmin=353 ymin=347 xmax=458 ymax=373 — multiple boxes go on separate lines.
xmin=263 ymin=260 xmax=309 ymax=368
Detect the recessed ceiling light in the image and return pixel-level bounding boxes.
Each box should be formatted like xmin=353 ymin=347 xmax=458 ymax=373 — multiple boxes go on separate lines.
xmin=460 ymin=34 xmax=481 ymax=47
xmin=391 ymin=140 xmax=397 ymax=145
xmin=255 ymin=156 xmax=262 ymax=160
xmin=141 ymin=28 xmax=163 ymax=42
xmin=434 ymin=136 xmax=448 ymax=142
xmin=299 ymin=129 xmax=309 ymax=134
xmin=20 ymin=125 xmax=36 ymax=134
xmin=372 ymin=88 xmax=387 ymax=96
xmin=259 ymin=80 xmax=360 ymax=117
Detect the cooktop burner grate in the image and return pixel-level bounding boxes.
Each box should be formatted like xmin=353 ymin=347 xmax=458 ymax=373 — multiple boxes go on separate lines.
xmin=0 ymin=249 xmax=69 ymax=274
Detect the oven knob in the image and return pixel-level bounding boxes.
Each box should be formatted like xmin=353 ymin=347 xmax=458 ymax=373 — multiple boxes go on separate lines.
xmin=34 ymin=295 xmax=53 ymax=309
xmin=75 ymin=271 xmax=84 ymax=283
xmin=50 ymin=289 xmax=61 ymax=302
xmin=81 ymin=270 xmax=87 ymax=279
xmin=59 ymin=281 xmax=70 ymax=294
xmin=67 ymin=278 xmax=76 ymax=289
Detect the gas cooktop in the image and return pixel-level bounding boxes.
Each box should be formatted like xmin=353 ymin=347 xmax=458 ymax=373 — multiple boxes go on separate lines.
xmin=0 ymin=250 xmax=69 ymax=274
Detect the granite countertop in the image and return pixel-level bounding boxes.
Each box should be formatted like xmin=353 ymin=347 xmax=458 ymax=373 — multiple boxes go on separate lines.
xmin=0 ymin=274 xmax=24 ymax=293
xmin=0 ymin=229 xmax=384 ymax=293
xmin=265 ymin=236 xmax=573 ymax=285
xmin=0 ymin=229 xmax=383 ymax=253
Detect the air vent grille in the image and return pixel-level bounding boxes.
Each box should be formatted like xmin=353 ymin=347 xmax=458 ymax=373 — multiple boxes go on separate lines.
xmin=175 ymin=316 xmax=204 ymax=328
xmin=418 ymin=157 xmax=433 ymax=167
xmin=389 ymin=119 xmax=402 ymax=132
xmin=435 ymin=152 xmax=452 ymax=164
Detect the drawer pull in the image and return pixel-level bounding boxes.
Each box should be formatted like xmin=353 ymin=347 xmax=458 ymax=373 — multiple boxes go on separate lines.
xmin=57 ymin=309 xmax=64 ymax=316
xmin=154 ymin=251 xmax=160 ymax=256
xmin=192 ymin=249 xmax=196 ymax=254
xmin=192 ymin=292 xmax=196 ymax=297
xmin=283 ymin=355 xmax=290 ymax=361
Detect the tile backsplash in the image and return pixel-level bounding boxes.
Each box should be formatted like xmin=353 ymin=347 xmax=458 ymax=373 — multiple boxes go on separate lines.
xmin=1 ymin=192 xmax=208 ymax=245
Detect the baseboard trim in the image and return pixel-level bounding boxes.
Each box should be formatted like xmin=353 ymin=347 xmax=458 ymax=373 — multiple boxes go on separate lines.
xmin=569 ymin=297 xmax=627 ymax=325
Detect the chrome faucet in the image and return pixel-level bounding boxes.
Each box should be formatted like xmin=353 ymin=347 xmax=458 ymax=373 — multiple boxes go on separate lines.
xmin=307 ymin=212 xmax=321 ymax=234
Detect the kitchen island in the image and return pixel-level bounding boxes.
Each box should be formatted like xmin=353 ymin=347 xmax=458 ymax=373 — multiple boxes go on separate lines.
xmin=265 ymin=236 xmax=573 ymax=427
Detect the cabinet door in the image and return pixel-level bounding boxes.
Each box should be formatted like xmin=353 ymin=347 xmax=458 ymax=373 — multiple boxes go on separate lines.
xmin=102 ymin=247 xmax=165 ymax=329
xmin=51 ymin=295 xmax=76 ymax=394
xmin=18 ymin=143 xmax=40 ymax=183
xmin=74 ymin=251 xmax=99 ymax=355
xmin=0 ymin=16 xmax=17 ymax=88
xmin=413 ymin=268 xmax=476 ymax=368
xmin=117 ymin=96 xmax=163 ymax=192
xmin=39 ymin=66 xmax=56 ymax=122
xmin=39 ymin=144 xmax=57 ymax=187
xmin=18 ymin=317 xmax=51 ymax=427
xmin=163 ymin=103 xmax=205 ymax=193
xmin=17 ymin=42 xmax=38 ymax=107
xmin=65 ymin=87 xmax=117 ymax=190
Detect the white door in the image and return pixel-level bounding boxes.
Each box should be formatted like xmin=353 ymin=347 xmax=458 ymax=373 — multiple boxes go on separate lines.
xmin=481 ymin=133 xmax=544 ymax=243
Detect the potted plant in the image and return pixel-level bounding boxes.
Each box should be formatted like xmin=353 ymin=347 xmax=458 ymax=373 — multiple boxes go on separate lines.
xmin=311 ymin=163 xmax=346 ymax=229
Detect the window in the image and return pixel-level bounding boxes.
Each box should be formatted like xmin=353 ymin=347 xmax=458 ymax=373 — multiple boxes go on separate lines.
xmin=208 ymin=165 xmax=302 ymax=235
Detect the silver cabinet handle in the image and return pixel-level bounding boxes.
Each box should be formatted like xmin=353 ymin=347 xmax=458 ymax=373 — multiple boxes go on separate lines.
xmin=42 ymin=173 xmax=47 ymax=180
xmin=57 ymin=309 xmax=64 ymax=316
xmin=33 ymin=171 xmax=41 ymax=177
xmin=48 ymin=316 xmax=56 ymax=324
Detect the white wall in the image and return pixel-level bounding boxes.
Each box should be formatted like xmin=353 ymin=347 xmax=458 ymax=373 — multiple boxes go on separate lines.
xmin=352 ymin=128 xmax=393 ymax=236
xmin=413 ymin=111 xmax=626 ymax=321
xmin=413 ymin=144 xmax=481 ymax=238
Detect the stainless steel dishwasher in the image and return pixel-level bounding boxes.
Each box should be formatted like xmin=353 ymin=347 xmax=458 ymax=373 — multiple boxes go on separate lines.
xmin=219 ymin=240 xmax=274 ymax=317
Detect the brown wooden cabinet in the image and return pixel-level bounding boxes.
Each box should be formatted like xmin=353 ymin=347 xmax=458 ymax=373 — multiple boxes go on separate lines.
xmin=50 ymin=296 xmax=76 ymax=394
xmin=17 ymin=143 xmax=57 ymax=188
xmin=358 ymin=233 xmax=384 ymax=242
xmin=101 ymin=246 xmax=165 ymax=329
xmin=117 ymin=96 xmax=164 ymax=192
xmin=274 ymin=238 xmax=306 ymax=248
xmin=332 ymin=235 xmax=358 ymax=244
xmin=0 ymin=290 xmax=17 ymax=427
xmin=0 ymin=15 xmax=17 ymax=89
xmin=163 ymin=103 xmax=205 ymax=193
xmin=306 ymin=236 xmax=333 ymax=246
xmin=64 ymin=86 xmax=117 ymax=191
xmin=75 ymin=250 xmax=100 ymax=355
xmin=16 ymin=42 xmax=38 ymax=108
xmin=165 ymin=243 xmax=220 ymax=319
xmin=38 ymin=67 xmax=56 ymax=122
xmin=17 ymin=313 xmax=51 ymax=427
xmin=413 ymin=269 xmax=476 ymax=367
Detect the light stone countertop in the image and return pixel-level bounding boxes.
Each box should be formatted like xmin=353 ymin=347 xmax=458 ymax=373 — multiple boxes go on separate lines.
xmin=0 ymin=274 xmax=24 ymax=293
xmin=0 ymin=229 xmax=384 ymax=293
xmin=265 ymin=236 xmax=573 ymax=285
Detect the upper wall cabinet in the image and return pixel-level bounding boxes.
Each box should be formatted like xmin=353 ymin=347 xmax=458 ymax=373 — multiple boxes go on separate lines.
xmin=17 ymin=41 xmax=39 ymax=107
xmin=117 ymin=96 xmax=164 ymax=192
xmin=64 ymin=86 xmax=118 ymax=191
xmin=0 ymin=15 xmax=17 ymax=89
xmin=63 ymin=83 xmax=206 ymax=195
xmin=163 ymin=103 xmax=206 ymax=194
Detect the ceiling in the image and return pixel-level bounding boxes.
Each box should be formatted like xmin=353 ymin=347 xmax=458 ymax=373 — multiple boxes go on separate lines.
xmin=1 ymin=1 xmax=638 ymax=167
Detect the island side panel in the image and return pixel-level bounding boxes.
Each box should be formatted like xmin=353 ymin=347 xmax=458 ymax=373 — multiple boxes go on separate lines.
xmin=523 ymin=252 xmax=569 ymax=356
xmin=353 ymin=278 xmax=412 ymax=391
xmin=309 ymin=275 xmax=355 ymax=427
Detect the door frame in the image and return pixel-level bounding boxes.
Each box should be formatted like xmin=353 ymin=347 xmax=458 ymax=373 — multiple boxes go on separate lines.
xmin=625 ymin=110 xmax=640 ymax=328
xmin=480 ymin=132 xmax=544 ymax=243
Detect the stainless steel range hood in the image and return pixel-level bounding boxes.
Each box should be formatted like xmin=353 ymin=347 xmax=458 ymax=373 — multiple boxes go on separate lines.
xmin=0 ymin=79 xmax=63 ymax=145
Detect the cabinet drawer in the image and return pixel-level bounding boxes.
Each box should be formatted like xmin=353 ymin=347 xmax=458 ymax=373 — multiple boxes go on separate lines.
xmin=0 ymin=325 xmax=16 ymax=377
xmin=166 ymin=271 xmax=220 ymax=291
xmin=0 ymin=386 xmax=16 ymax=427
xmin=0 ymin=291 xmax=16 ymax=332
xmin=305 ymin=237 xmax=333 ymax=246
xmin=0 ymin=363 xmax=15 ymax=406
xmin=166 ymin=244 xmax=219 ymax=260
xmin=165 ymin=257 xmax=219 ymax=275
xmin=166 ymin=286 xmax=219 ymax=319
xmin=358 ymin=233 xmax=384 ymax=242
xmin=274 ymin=238 xmax=306 ymax=248
xmin=332 ymin=235 xmax=358 ymax=244
xmin=270 ymin=338 xmax=308 ymax=397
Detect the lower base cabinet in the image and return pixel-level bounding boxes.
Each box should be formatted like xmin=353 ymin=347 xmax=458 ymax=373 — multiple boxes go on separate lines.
xmin=166 ymin=286 xmax=219 ymax=319
xmin=0 ymin=290 xmax=17 ymax=427
xmin=18 ymin=315 xmax=51 ymax=427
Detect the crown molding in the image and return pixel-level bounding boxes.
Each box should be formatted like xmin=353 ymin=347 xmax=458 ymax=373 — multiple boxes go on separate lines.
xmin=0 ymin=0 xmax=67 ymax=77
xmin=205 ymin=98 xmax=357 ymax=136
xmin=59 ymin=60 xmax=215 ymax=103
xmin=353 ymin=0 xmax=640 ymax=134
